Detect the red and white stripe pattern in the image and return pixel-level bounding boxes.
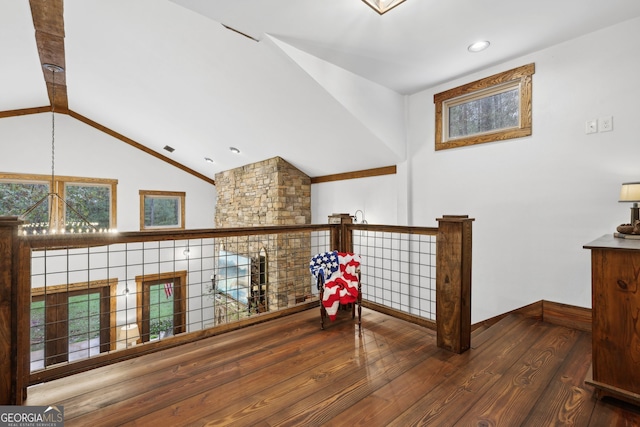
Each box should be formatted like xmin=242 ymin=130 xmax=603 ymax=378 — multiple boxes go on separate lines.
xmin=318 ymin=252 xmax=361 ymax=321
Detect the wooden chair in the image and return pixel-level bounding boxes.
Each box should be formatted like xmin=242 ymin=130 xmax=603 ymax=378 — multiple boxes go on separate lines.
xmin=309 ymin=251 xmax=362 ymax=336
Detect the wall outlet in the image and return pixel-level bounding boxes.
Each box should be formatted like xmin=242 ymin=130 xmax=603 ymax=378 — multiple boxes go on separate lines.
xmin=585 ymin=119 xmax=598 ymax=134
xmin=599 ymin=116 xmax=613 ymax=132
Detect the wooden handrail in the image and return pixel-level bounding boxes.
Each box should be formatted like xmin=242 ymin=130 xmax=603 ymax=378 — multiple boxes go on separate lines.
xmin=0 ymin=216 xmax=473 ymax=404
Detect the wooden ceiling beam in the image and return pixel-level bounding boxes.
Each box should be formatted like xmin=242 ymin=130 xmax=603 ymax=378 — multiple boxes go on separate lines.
xmin=14 ymin=1 xmax=217 ymax=186
xmin=29 ymin=0 xmax=68 ymax=112
xmin=0 ymin=106 xmax=51 ymax=119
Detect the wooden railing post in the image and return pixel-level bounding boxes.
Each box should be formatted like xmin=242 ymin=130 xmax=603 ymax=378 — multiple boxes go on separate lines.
xmin=0 ymin=216 xmax=29 ymax=404
xmin=328 ymin=213 xmax=353 ymax=252
xmin=436 ymin=215 xmax=474 ymax=353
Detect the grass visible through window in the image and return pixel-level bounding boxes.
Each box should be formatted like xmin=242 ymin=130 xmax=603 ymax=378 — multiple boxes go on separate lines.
xmin=30 ymin=292 xmax=101 ymax=353
xmin=68 ymin=293 xmax=101 ymax=344
xmin=149 ymin=283 xmax=174 ymax=339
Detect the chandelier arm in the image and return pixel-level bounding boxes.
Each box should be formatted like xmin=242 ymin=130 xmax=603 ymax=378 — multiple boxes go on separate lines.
xmin=20 ymin=194 xmax=51 ymax=218
xmin=58 ymin=195 xmax=100 ymax=232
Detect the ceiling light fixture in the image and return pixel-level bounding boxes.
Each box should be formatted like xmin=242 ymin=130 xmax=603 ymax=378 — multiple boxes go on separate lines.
xmin=204 ymin=157 xmax=214 ymax=163
xmin=229 ymin=147 xmax=240 ymax=154
xmin=468 ymin=41 xmax=490 ymax=53
xmin=20 ymin=64 xmax=108 ymax=235
xmin=362 ymin=0 xmax=407 ymax=15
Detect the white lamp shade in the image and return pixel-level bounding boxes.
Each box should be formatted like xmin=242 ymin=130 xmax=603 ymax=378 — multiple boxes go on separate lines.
xmin=118 ymin=323 xmax=140 ymax=346
xmin=362 ymin=0 xmax=407 ymax=14
xmin=619 ymin=182 xmax=640 ymax=202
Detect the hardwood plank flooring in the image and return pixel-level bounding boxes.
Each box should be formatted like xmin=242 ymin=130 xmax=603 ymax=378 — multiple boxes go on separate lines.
xmin=24 ymin=308 xmax=640 ymax=426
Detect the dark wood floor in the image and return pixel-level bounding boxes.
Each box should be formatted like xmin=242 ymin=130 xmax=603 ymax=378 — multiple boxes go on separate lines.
xmin=25 ymin=308 xmax=640 ymax=426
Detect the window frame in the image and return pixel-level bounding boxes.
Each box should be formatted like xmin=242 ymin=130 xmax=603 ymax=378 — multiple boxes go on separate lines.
xmin=135 ymin=271 xmax=187 ymax=343
xmin=434 ymin=63 xmax=535 ymax=151
xmin=139 ymin=190 xmax=186 ymax=231
xmin=31 ymin=278 xmax=118 ymax=369
xmin=0 ymin=172 xmax=118 ymax=232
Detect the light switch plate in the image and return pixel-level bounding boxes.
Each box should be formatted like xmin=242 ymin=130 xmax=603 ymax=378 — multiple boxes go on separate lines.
xmin=586 ymin=119 xmax=598 ymax=134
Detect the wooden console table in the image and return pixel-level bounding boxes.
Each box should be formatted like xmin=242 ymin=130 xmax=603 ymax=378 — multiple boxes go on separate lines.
xmin=584 ymin=234 xmax=640 ymax=405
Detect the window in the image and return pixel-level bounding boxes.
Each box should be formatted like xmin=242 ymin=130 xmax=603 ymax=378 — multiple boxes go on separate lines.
xmin=65 ymin=183 xmax=112 ymax=230
xmin=140 ymin=190 xmax=185 ymax=230
xmin=434 ymin=63 xmax=535 ymax=150
xmin=0 ymin=180 xmax=49 ymax=222
xmin=0 ymin=173 xmax=117 ymax=234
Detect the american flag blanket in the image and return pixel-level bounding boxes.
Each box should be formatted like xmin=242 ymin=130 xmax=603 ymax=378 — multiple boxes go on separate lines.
xmin=309 ymin=251 xmax=361 ymax=321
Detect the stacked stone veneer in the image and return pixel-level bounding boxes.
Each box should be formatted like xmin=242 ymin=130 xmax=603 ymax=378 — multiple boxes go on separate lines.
xmin=214 ymin=157 xmax=312 ymax=311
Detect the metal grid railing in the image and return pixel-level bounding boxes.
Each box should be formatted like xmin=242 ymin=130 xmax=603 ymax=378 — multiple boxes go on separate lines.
xmin=29 ymin=227 xmax=333 ymax=374
xmin=26 ymin=223 xmax=442 ymax=377
xmin=352 ymin=227 xmax=437 ymax=320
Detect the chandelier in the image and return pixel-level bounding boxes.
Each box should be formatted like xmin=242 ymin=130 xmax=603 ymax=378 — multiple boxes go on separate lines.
xmin=362 ymin=0 xmax=407 ymax=14
xmin=19 ymin=64 xmax=112 ymax=235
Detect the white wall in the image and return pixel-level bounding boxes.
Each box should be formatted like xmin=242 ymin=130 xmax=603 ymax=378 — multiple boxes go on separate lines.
xmin=311 ymin=171 xmax=403 ymax=225
xmin=0 ymin=113 xmax=217 ymax=231
xmin=408 ymin=17 xmax=640 ymax=322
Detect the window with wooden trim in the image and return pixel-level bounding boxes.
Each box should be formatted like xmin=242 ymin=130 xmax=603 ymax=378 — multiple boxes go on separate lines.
xmin=0 ymin=173 xmax=117 ymax=233
xmin=140 ymin=190 xmax=185 ymax=230
xmin=434 ymin=63 xmax=535 ymax=151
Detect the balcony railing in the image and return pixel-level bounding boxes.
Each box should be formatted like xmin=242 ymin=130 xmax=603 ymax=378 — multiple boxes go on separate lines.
xmin=0 ymin=215 xmax=473 ymax=405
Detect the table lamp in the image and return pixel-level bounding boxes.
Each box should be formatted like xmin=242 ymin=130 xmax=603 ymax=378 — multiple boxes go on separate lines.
xmin=617 ymin=182 xmax=640 ymax=235
xmin=118 ymin=323 xmax=140 ymax=347
xmin=620 ymin=182 xmax=640 ymax=224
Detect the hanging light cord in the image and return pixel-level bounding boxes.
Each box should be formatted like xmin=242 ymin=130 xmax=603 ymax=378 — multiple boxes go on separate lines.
xmin=50 ymin=65 xmax=58 ymax=233
xmin=50 ymin=67 xmax=56 ymax=194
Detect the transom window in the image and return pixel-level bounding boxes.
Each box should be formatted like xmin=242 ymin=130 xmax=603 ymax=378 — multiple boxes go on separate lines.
xmin=0 ymin=173 xmax=117 ymax=234
xmin=139 ymin=190 xmax=185 ymax=230
xmin=434 ymin=63 xmax=535 ymax=150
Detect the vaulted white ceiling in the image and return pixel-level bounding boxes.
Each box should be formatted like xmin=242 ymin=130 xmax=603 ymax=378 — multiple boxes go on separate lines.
xmin=3 ymin=0 xmax=640 ymax=180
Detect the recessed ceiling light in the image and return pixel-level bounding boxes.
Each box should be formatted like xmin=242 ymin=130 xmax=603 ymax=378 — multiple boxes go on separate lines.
xmin=204 ymin=157 xmax=214 ymax=163
xmin=468 ymin=41 xmax=490 ymax=53
xmin=229 ymin=147 xmax=241 ymax=154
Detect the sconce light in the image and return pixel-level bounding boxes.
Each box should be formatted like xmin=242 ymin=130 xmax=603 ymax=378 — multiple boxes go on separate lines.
xmin=118 ymin=323 xmax=140 ymax=347
xmin=353 ymin=210 xmax=368 ymax=224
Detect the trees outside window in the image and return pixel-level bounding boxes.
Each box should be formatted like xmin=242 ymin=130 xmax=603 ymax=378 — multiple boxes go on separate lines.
xmin=434 ymin=63 xmax=535 ymax=151
xmin=140 ymin=190 xmax=185 ymax=230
